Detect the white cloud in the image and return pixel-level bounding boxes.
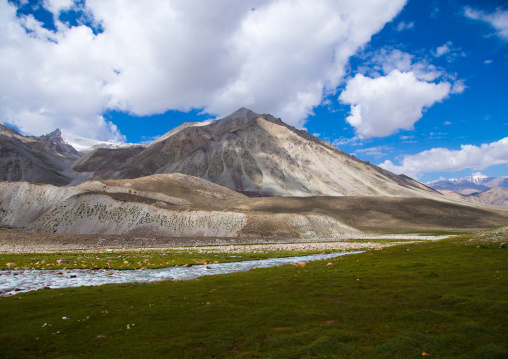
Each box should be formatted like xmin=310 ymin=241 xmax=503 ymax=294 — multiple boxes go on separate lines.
xmin=432 ymin=41 xmax=466 ymax=62
xmin=465 ymin=6 xmax=508 ymax=41
xmin=395 ymin=21 xmax=414 ymax=31
xmin=0 ymin=0 xmax=407 ymax=140
xmin=353 ymin=145 xmax=392 ymax=158
xmin=339 ymin=48 xmax=464 ymax=138
xmin=379 ymin=137 xmax=508 ymax=179
xmin=450 ymin=80 xmax=466 ymax=94
xmin=339 ymin=70 xmax=451 ymax=138
xmin=43 ymin=0 xmax=74 ymax=15
xmin=369 ymin=49 xmax=442 ymax=81
xmin=434 ymin=41 xmax=452 ymax=57
xmin=484 ymin=59 xmax=493 ymax=64
xmin=331 ymin=136 xmax=363 ymax=147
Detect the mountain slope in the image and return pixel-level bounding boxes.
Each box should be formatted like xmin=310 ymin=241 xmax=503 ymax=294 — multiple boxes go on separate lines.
xmin=1 ymin=174 xmax=507 ymax=237
xmin=0 ymin=124 xmax=75 ymax=185
xmin=73 ymin=108 xmax=436 ymax=197
xmin=440 ymin=187 xmax=508 ymax=208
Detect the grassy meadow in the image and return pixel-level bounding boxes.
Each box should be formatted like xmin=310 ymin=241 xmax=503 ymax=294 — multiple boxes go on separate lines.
xmin=0 ymin=235 xmax=507 ymax=358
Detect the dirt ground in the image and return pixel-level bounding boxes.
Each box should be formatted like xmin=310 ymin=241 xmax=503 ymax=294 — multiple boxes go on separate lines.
xmin=0 ymin=227 xmax=453 ymax=253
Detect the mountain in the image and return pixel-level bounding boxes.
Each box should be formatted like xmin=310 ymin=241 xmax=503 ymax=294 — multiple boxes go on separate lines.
xmin=34 ymin=129 xmax=82 ymax=159
xmin=0 ymin=124 xmax=75 ymax=185
xmin=439 ymin=187 xmax=508 ymax=208
xmin=73 ymin=108 xmax=436 ymax=197
xmin=1 ymin=174 xmax=507 ymax=237
xmin=149 ymin=121 xmax=209 ymax=147
xmin=427 ymin=175 xmax=508 ymax=195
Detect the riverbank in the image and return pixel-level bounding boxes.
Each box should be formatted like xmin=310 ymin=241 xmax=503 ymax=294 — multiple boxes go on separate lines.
xmin=0 ymin=226 xmax=454 ymax=253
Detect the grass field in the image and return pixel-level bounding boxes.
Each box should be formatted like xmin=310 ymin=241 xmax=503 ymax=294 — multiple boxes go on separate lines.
xmin=1 ymin=235 xmax=507 ymax=358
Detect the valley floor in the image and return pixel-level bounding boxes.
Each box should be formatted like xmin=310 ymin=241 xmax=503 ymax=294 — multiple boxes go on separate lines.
xmin=0 ymin=234 xmax=507 ymax=358
xmin=0 ymin=227 xmax=455 ymax=254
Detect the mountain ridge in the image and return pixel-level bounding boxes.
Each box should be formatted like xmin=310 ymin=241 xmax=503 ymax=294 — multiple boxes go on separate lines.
xmin=72 ymin=108 xmax=436 ymax=197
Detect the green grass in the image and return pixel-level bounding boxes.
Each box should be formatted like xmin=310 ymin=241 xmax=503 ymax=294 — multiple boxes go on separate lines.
xmin=1 ymin=237 xmax=507 ymax=358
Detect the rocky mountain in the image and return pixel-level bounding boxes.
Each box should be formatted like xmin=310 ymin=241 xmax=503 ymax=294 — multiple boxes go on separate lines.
xmin=34 ymin=129 xmax=82 ymax=159
xmin=1 ymin=174 xmax=507 ymax=237
xmin=0 ymin=124 xmax=76 ymax=185
xmin=428 ymin=174 xmax=508 ymax=195
xmin=439 ymin=187 xmax=508 ymax=208
xmin=72 ymin=108 xmax=436 ymax=197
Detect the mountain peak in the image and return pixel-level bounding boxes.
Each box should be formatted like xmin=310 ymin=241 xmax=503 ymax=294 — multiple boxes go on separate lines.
xmin=230 ymin=107 xmax=258 ymax=119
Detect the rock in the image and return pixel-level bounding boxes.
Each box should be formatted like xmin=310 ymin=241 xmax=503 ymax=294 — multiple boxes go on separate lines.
xmin=326 ymin=263 xmax=333 ymax=266
xmin=298 ymin=262 xmax=306 ymax=267
xmin=499 ymin=242 xmax=507 ymax=248
xmin=6 ymin=262 xmax=16 ymax=268
xmin=57 ymin=260 xmax=69 ymax=265
xmin=123 ymin=261 xmax=129 ymax=264
xmin=205 ymin=266 xmax=212 ymax=269
xmin=183 ymin=264 xmax=192 ymax=267
xmin=62 ymin=317 xmax=68 ymax=320
xmin=422 ymin=353 xmax=431 ymax=357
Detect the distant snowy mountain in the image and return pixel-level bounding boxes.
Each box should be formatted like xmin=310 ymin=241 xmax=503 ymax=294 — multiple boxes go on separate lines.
xmin=58 ymin=129 xmax=145 ymax=153
xmin=427 ymin=174 xmax=508 ymax=195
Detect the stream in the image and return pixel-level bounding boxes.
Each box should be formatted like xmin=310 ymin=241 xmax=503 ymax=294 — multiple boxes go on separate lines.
xmin=0 ymin=251 xmax=363 ymax=296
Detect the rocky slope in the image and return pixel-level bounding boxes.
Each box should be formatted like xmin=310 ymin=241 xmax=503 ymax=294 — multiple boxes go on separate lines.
xmin=0 ymin=174 xmax=364 ymax=238
xmin=0 ymin=124 xmax=76 ymax=185
xmin=439 ymin=187 xmax=508 ymax=208
xmin=73 ymin=108 xmax=436 ymax=197
xmin=1 ymin=174 xmax=507 ymax=238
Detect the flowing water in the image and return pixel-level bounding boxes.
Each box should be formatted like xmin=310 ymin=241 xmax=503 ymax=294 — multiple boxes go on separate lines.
xmin=0 ymin=251 xmax=363 ymax=296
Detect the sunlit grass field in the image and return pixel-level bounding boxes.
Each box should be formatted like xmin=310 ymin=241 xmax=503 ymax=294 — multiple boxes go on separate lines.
xmin=1 ymin=235 xmax=507 ymax=358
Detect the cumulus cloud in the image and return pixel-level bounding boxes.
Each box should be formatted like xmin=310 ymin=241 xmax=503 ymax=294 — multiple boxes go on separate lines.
xmin=339 ymin=48 xmax=463 ymax=138
xmin=0 ymin=0 xmax=406 ymax=140
xmin=339 ymin=70 xmax=451 ymax=138
xmin=465 ymin=6 xmax=508 ymax=40
xmin=379 ymin=137 xmax=508 ymax=179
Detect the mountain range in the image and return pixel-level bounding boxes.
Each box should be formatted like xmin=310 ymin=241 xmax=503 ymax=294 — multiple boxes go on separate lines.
xmin=2 ymin=108 xmax=434 ymax=197
xmin=1 ymin=108 xmax=508 ymax=238
xmin=427 ymin=175 xmax=508 ymax=207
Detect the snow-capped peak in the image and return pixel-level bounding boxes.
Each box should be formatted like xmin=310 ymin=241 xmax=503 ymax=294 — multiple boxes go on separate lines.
xmin=59 ymin=129 xmax=144 ymax=152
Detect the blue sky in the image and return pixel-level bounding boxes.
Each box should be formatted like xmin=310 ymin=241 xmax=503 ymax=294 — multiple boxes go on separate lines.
xmin=1 ymin=0 xmax=507 ymax=183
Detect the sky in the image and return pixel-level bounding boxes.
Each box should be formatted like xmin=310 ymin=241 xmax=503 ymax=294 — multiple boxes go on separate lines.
xmin=1 ymin=0 xmax=507 ymax=183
